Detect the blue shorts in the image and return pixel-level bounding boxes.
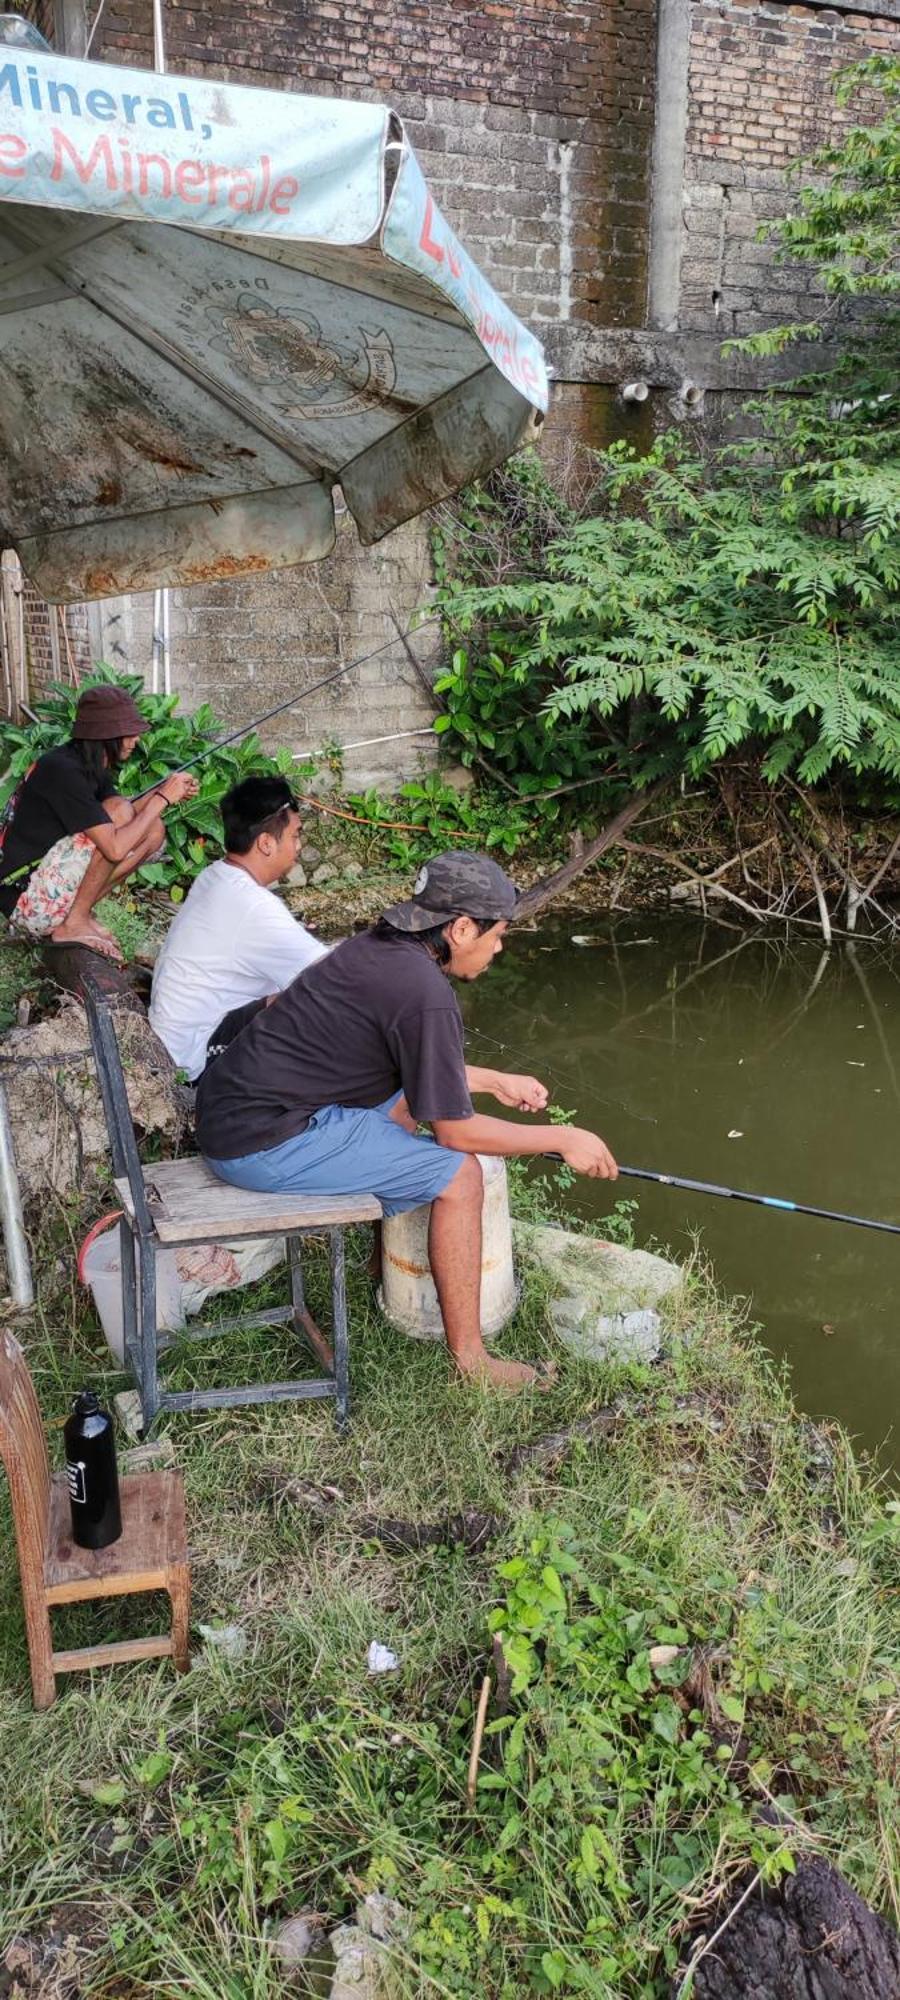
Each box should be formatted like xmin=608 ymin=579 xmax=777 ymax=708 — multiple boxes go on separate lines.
xmin=204 ymin=1093 xmax=464 ymax=1218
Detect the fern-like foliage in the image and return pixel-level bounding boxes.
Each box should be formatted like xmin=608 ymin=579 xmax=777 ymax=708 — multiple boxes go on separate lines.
xmin=436 ymin=58 xmax=900 ymax=808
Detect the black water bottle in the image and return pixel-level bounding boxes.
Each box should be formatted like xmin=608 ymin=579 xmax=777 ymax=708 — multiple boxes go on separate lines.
xmin=64 ymin=1390 xmax=122 ymax=1550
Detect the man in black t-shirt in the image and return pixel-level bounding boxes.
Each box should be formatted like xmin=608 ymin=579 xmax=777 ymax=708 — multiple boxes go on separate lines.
xmin=0 ymin=685 xmax=196 ymax=961
xmin=198 ymin=850 xmax=618 ymax=1392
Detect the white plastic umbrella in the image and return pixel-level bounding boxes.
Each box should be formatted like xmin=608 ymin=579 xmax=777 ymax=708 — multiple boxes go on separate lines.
xmin=0 ymin=31 xmax=547 ymax=601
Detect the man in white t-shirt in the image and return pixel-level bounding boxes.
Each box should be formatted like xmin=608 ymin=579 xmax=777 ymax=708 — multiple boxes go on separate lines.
xmin=150 ymin=776 xmax=328 ymax=1080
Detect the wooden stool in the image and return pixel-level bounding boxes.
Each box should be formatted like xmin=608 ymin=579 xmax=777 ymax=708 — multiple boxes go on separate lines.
xmin=0 ymin=1329 xmax=190 ymax=1710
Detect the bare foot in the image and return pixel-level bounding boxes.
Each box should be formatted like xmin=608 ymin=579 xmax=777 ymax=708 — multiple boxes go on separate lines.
xmin=49 ymin=916 xmax=124 ymax=964
xmin=455 ymin=1353 xmax=558 ymax=1393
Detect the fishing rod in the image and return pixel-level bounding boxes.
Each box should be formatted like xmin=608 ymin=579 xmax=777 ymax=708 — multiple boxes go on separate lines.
xmin=546 ymin=1156 xmax=900 ymax=1237
xmin=133 ymin=619 xmax=438 ymax=797
xmin=0 ymin=622 xmax=441 ymax=891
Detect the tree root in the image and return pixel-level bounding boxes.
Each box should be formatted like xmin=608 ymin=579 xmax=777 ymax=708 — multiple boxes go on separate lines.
xmin=250 ymin=1465 xmax=500 ymax=1553
xmin=671 ymin=1856 xmax=900 ymax=1999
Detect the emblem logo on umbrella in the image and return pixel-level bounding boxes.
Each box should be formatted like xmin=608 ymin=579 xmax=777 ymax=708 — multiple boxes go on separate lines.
xmin=211 ymin=294 xmax=398 ymax=419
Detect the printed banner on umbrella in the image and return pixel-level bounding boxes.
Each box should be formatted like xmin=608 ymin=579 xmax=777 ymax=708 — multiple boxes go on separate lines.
xmin=0 ymin=45 xmax=389 ymax=240
xmin=384 ymin=147 xmax=549 ymax=411
xmin=0 ymin=40 xmax=549 ymax=599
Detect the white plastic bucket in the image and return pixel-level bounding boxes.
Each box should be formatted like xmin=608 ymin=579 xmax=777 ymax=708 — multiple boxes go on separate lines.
xmin=80 ymin=1221 xmax=183 ymax=1365
xmin=379 ymin=1152 xmax=517 ymax=1342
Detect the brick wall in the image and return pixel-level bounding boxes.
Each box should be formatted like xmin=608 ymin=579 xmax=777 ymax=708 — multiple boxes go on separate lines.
xmin=18 ymin=0 xmax=55 ymax=43
xmin=22 ymin=590 xmax=93 ymax=700
xmin=5 ymin=0 xmax=898 ymax=762
xmin=95 ymin=0 xmax=657 ymax=329
xmin=681 ymin=0 xmax=898 ymax=336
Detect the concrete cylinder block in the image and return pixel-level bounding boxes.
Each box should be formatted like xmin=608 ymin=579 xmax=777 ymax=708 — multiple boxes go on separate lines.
xmin=380 ymin=1153 xmax=517 ymax=1342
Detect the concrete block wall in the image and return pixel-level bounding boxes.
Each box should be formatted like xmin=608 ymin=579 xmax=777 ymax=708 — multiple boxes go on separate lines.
xmin=91 ymin=515 xmax=441 ymax=790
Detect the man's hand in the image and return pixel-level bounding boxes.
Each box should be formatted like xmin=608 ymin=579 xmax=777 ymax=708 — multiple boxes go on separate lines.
xmin=491 ymin=1072 xmax=550 ymax=1113
xmin=160 ymin=771 xmax=199 ymax=805
xmin=558 ymin=1127 xmax=619 ymax=1179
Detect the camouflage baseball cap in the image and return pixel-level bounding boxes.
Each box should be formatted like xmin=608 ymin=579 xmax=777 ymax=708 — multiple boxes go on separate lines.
xmin=382 ymin=850 xmax=518 ymax=932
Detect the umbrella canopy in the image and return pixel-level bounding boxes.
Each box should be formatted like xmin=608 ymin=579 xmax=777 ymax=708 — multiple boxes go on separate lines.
xmin=0 ymin=28 xmax=548 ymax=601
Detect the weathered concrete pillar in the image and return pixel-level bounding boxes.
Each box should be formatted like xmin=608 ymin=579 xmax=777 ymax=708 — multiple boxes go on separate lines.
xmin=646 ymin=0 xmax=692 ymax=332
xmin=53 ymin=0 xmax=88 ymax=56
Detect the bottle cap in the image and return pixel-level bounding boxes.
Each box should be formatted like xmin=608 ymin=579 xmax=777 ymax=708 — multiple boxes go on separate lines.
xmin=72 ymin=1389 xmax=101 ymax=1416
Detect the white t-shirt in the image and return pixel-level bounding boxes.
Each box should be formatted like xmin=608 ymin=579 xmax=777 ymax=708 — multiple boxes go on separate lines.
xmin=149 ymin=860 xmax=328 ymax=1080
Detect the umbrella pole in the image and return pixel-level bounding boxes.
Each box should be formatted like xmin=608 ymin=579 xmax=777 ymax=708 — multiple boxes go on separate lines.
xmin=152 ymin=0 xmax=167 ymax=71
xmin=150 ymin=587 xmax=162 ymax=695
xmin=151 ymin=0 xmax=172 ymax=699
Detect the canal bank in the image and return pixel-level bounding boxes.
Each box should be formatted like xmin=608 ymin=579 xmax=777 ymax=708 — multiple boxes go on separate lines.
xmin=0 ymin=880 xmax=898 ymax=1991
xmin=3 ymin=854 xmax=896 ymax=1464
xmin=0 ymin=1173 xmax=898 ymax=1995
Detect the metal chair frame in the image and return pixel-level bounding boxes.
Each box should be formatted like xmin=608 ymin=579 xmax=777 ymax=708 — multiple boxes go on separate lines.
xmin=82 ymin=981 xmax=374 ymax=1433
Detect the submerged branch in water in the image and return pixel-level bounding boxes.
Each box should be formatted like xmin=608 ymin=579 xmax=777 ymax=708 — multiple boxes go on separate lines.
xmin=551 ymin=778 xmax=900 ymax=943
xmin=775 ymin=808 xmax=833 ymax=947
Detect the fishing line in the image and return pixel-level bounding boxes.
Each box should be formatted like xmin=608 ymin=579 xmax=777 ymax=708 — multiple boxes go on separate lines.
xmin=464 ymin=1018 xmax=658 ymax=1127
xmin=464 ymin=953 xmax=662 ymax=1118
xmin=0 ymin=623 xmax=440 ymax=892
xmin=132 ymin=620 xmax=439 ymax=797
xmin=462 ymin=957 xmax=663 ymax=1125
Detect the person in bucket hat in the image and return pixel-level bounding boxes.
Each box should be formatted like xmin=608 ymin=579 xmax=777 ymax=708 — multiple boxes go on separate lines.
xmin=0 ymin=682 xmax=197 ymax=961
xmin=197 ymin=849 xmax=618 ymax=1393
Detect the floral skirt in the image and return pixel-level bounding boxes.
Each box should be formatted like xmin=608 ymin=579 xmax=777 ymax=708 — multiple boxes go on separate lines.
xmin=9 ymin=832 xmax=94 ymax=938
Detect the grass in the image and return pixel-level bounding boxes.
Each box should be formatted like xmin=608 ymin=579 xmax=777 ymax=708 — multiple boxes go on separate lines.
xmin=0 ymin=1189 xmax=898 ymax=1998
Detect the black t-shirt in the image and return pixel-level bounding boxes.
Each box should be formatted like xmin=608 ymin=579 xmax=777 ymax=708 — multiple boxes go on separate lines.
xmin=196 ymin=929 xmax=474 ymax=1160
xmin=0 ymin=743 xmax=115 ymax=915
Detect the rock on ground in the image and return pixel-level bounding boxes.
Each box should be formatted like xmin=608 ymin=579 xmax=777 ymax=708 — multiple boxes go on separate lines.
xmin=327 ymin=1894 xmax=409 ymax=2000
xmin=514 ymin=1221 xmax=683 ymax=1365
xmin=328 ymin=1924 xmax=381 ymax=1999
xmin=273 ymin=1911 xmax=329 ymax=1969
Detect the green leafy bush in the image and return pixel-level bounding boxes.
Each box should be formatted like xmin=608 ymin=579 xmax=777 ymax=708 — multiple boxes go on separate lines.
xmin=432 ymin=462 xmax=605 ymax=805
xmin=442 ymin=414 xmax=899 ymax=800
xmin=0 ymin=665 xmax=302 ymax=894
xmin=344 ymin=770 xmax=541 ymax=862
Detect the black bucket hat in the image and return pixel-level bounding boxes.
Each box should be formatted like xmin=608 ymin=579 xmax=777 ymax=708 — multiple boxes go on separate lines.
xmin=72 ymin=685 xmax=149 ymax=741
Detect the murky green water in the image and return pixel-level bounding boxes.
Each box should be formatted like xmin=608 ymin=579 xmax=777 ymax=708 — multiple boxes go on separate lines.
xmin=462 ymin=916 xmax=900 ymax=1464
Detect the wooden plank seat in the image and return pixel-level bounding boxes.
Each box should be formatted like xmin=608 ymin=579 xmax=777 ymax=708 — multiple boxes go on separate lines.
xmin=82 ymin=979 xmax=382 ymax=1432
xmin=114 ymin=1155 xmax=381 ymax=1245
xmin=0 ymin=1328 xmax=190 ymax=1710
